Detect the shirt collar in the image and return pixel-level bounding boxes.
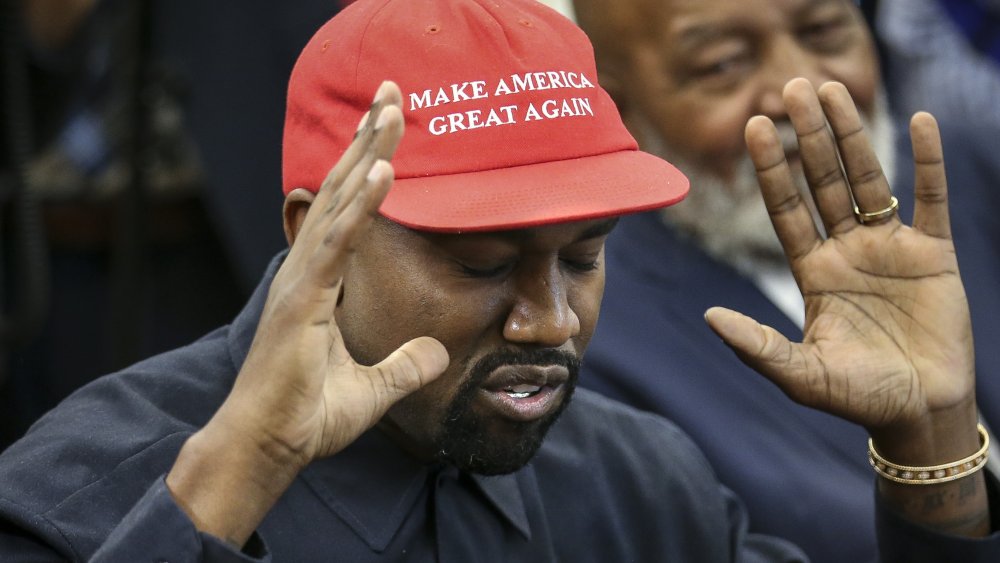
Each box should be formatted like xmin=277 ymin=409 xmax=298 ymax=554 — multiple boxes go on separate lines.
xmin=471 ymin=472 xmax=532 ymax=539
xmin=227 ymin=250 xmax=285 ymax=371
xmin=299 ymin=428 xmax=532 ymax=551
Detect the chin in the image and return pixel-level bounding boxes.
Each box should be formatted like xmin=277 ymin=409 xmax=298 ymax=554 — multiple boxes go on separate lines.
xmin=436 ymin=385 xmax=576 ymax=475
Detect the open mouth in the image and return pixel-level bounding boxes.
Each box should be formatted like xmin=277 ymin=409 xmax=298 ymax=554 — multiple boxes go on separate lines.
xmin=479 ymin=364 xmax=570 ymax=422
xmin=503 ymin=383 xmax=544 ymax=399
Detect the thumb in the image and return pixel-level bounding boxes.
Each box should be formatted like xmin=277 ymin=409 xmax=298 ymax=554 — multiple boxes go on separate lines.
xmin=369 ymin=336 xmax=450 ymax=404
xmin=704 ymin=307 xmax=815 ymax=405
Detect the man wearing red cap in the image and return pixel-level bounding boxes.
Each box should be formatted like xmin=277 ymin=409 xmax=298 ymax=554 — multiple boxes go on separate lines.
xmin=0 ymin=0 xmax=997 ymax=560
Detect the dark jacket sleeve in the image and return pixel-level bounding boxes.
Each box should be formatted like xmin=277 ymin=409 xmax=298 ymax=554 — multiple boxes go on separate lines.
xmin=875 ymin=471 xmax=1000 ymax=562
xmin=91 ymin=477 xmax=270 ymax=563
xmin=0 ymin=477 xmax=269 ymax=563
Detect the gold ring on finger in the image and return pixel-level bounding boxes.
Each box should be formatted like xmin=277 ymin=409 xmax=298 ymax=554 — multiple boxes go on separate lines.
xmin=854 ymin=196 xmax=899 ymax=225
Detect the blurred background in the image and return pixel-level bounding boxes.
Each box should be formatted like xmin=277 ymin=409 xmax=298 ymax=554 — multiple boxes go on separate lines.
xmin=2 ymin=0 xmax=997 ymax=452
xmin=0 ymin=0 xmax=351 ymax=449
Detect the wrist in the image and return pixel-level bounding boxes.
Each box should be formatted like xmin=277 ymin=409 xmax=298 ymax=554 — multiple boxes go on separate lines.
xmin=869 ymin=400 xmax=981 ymax=467
xmin=869 ymin=402 xmax=992 ymax=537
xmin=870 ymin=424 xmax=989 ymax=484
xmin=166 ymin=419 xmax=304 ymax=546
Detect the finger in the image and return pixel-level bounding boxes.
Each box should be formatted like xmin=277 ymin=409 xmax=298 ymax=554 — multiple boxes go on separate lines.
xmin=307 ymin=158 xmax=396 ymax=284
xmin=274 ymin=160 xmax=396 ymax=326
xmin=313 ymin=103 xmax=403 ymax=225
xmin=366 ymin=336 xmax=450 ymax=405
xmin=370 ymin=85 xmax=404 ymax=160
xmin=909 ymin=112 xmax=951 ymax=239
xmin=745 ymin=114 xmax=822 ymax=264
xmin=309 ymin=84 xmax=385 ymax=210
xmin=317 ymin=81 xmax=401 ymax=205
xmin=369 ymin=103 xmax=405 ymax=166
xmin=335 ymin=82 xmax=404 ymax=183
xmin=817 ymin=82 xmax=896 ymax=228
xmin=704 ymin=307 xmax=825 ymax=409
xmin=782 ymin=78 xmax=855 ymax=235
xmin=316 ymin=87 xmax=404 ymax=220
xmin=295 ymin=97 xmax=404 ymax=283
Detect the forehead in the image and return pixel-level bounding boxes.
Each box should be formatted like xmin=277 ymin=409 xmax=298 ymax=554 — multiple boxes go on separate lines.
xmin=624 ymin=0 xmax=860 ymax=37
xmin=374 ymin=216 xmax=619 ymax=249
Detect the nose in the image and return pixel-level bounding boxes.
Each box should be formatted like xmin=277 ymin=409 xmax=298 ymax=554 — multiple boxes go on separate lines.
xmin=503 ymin=262 xmax=581 ymax=347
xmin=756 ymin=34 xmax=830 ymax=119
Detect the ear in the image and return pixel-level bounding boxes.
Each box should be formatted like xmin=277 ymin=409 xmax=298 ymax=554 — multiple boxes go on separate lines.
xmin=282 ymin=188 xmax=316 ymax=246
xmin=605 ymin=77 xmax=659 ymax=153
xmin=598 ymin=70 xmax=627 ymax=113
xmin=597 ymin=70 xmax=642 ymax=139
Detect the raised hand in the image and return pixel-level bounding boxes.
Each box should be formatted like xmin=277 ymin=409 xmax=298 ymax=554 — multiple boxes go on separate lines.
xmin=705 ymin=78 xmax=988 ymax=535
xmin=166 ymin=81 xmax=449 ymax=546
xmin=707 ymin=78 xmax=976 ymax=438
xmin=225 ymin=81 xmax=449 ymax=465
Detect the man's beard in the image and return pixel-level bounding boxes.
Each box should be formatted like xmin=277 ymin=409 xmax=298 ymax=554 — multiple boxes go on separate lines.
xmin=433 ymin=348 xmax=579 ymax=476
xmin=644 ymin=89 xmax=896 ymax=271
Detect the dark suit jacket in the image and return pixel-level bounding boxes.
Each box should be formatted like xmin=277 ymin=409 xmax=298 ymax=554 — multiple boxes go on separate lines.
xmin=581 ymin=124 xmax=1000 ymax=563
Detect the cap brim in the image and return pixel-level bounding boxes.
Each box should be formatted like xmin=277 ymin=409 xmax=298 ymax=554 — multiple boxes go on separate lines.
xmin=379 ymin=150 xmax=689 ymax=232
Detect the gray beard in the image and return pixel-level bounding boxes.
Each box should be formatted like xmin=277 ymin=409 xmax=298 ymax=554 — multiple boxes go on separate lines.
xmin=646 ymin=90 xmax=897 ymax=273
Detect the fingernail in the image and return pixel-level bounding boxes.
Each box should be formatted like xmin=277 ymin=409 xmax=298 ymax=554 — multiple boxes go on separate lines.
xmin=367 ymin=160 xmax=386 ymax=183
xmin=375 ymin=108 xmax=391 ymax=130
xmin=356 ymin=110 xmax=371 ymax=134
xmin=371 ymin=81 xmax=388 ymax=106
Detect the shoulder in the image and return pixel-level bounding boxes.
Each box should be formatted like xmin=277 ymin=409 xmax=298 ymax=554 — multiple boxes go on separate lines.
xmin=529 ymin=388 xmax=740 ymax=560
xmin=536 ymin=388 xmax=718 ymax=492
xmin=0 ymin=330 xmax=236 ymax=558
xmin=549 ymin=387 xmax=698 ymax=444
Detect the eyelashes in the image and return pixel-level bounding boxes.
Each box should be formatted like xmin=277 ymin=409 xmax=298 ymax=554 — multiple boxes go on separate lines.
xmin=456 ymin=258 xmax=600 ymax=279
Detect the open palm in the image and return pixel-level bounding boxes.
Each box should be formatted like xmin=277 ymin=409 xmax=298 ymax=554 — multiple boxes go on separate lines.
xmin=706 ymin=79 xmax=975 ymax=437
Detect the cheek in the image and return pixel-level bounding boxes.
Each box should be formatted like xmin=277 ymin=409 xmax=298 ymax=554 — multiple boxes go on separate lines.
xmin=335 ymin=275 xmax=392 ymax=367
xmin=341 ymin=266 xmax=510 ymax=376
xmin=626 ymin=51 xmax=753 ymax=175
xmin=813 ymin=28 xmax=880 ymax=116
xmin=652 ymin=93 xmax=754 ymax=177
xmin=336 ymin=249 xmax=446 ymax=366
xmin=828 ymin=59 xmax=879 ymax=117
xmin=377 ymin=283 xmax=511 ymax=447
xmin=571 ymin=273 xmax=606 ymax=349
xmin=682 ymin=102 xmax=751 ymax=157
xmin=400 ymin=272 xmax=509 ymax=354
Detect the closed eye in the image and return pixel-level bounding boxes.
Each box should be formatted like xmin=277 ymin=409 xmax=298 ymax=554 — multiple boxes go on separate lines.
xmin=561 ymin=256 xmax=600 ymax=273
xmin=457 ymin=261 xmax=515 ymax=278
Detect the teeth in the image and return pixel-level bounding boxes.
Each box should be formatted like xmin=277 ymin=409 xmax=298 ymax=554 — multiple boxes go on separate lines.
xmin=503 ymin=384 xmax=542 ymax=399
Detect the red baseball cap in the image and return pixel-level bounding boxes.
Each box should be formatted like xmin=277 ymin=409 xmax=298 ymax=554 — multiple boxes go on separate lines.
xmin=283 ymin=0 xmax=688 ymax=232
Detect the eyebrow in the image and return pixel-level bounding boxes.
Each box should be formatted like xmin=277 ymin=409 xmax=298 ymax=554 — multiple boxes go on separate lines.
xmin=400 ymin=216 xmax=619 ymax=247
xmin=675 ymin=23 xmax=738 ymax=51
xmin=477 ymin=217 xmax=619 ymax=244
xmin=673 ymin=0 xmax=847 ymax=49
xmin=575 ymin=217 xmax=619 ymax=242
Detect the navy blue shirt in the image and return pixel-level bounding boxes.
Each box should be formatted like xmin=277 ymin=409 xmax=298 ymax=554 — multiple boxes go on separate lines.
xmin=0 ymin=253 xmax=997 ymax=561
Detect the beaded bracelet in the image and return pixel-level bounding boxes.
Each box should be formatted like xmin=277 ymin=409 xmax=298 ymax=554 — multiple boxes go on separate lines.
xmin=868 ymin=424 xmax=990 ymax=485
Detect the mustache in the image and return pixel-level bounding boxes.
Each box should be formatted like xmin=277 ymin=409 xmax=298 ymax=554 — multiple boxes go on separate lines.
xmin=470 ymin=348 xmax=580 ymax=377
xmin=466 ymin=348 xmax=580 ymax=385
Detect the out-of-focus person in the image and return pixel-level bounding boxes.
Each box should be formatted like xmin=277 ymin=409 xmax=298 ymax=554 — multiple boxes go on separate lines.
xmin=570 ymin=0 xmax=1000 ymax=561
